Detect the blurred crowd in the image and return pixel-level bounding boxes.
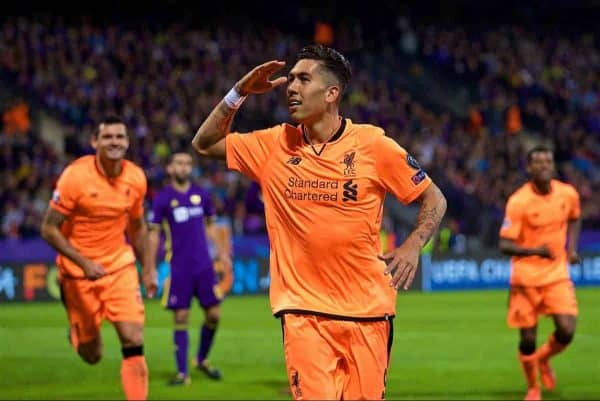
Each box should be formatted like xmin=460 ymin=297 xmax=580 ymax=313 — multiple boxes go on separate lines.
xmin=400 ymin=20 xmax=600 ymax=243
xmin=1 ymin=15 xmax=599 ymax=252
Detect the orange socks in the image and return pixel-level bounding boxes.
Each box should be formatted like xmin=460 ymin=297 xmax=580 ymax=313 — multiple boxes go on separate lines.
xmin=518 ymin=352 xmax=539 ymax=389
xmin=120 ymin=356 xmax=148 ymax=400
xmin=536 ymin=334 xmax=567 ymax=361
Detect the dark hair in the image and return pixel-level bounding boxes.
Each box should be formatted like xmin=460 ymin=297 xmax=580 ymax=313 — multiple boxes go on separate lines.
xmin=296 ymin=44 xmax=352 ymax=92
xmin=526 ymin=145 xmax=553 ymax=164
xmin=167 ymin=150 xmax=192 ymax=164
xmin=94 ymin=115 xmax=125 ymax=137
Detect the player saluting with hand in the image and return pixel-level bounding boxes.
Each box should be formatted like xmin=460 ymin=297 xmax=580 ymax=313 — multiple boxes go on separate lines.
xmin=190 ymin=44 xmax=446 ymax=400
xmin=192 ymin=45 xmax=446 ymax=400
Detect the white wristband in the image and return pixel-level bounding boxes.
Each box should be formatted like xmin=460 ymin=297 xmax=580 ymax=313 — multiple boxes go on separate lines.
xmin=223 ymin=87 xmax=247 ymax=109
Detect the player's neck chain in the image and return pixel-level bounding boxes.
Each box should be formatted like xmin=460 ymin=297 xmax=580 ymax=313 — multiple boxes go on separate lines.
xmin=302 ymin=117 xmax=342 ymax=157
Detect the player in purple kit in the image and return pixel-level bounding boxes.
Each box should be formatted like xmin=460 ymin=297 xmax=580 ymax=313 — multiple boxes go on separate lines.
xmin=148 ymin=151 xmax=231 ymax=385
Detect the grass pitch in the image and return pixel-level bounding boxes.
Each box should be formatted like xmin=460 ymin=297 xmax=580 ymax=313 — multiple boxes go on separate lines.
xmin=0 ymin=288 xmax=598 ymax=400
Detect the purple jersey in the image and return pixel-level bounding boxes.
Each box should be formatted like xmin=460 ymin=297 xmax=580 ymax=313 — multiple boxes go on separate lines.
xmin=150 ymin=184 xmax=215 ymax=271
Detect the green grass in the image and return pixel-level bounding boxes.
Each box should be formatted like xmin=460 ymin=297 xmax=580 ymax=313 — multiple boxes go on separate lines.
xmin=0 ymin=288 xmax=598 ymax=400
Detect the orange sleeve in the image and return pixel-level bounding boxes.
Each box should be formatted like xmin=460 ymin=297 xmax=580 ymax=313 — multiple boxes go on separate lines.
xmin=130 ymin=172 xmax=147 ymax=219
xmin=499 ymin=195 xmax=524 ymax=240
xmin=49 ymin=165 xmax=81 ymax=216
xmin=568 ymin=186 xmax=581 ymax=220
xmin=374 ymin=134 xmax=432 ymax=204
xmin=225 ymin=126 xmax=281 ymax=182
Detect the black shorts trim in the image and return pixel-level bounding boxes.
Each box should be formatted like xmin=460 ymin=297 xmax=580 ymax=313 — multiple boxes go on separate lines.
xmin=280 ymin=314 xmax=286 ymax=344
xmin=274 ymin=309 xmax=394 ymax=322
xmin=386 ymin=316 xmax=394 ymax=361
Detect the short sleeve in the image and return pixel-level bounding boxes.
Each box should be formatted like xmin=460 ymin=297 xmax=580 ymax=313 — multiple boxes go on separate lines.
xmin=129 ymin=171 xmax=147 ymax=220
xmin=49 ymin=165 xmax=81 ymax=216
xmin=374 ymin=135 xmax=432 ymax=204
xmin=149 ymin=191 xmax=165 ymax=227
xmin=225 ymin=125 xmax=281 ymax=182
xmin=568 ymin=186 xmax=581 ymax=220
xmin=499 ymin=196 xmax=523 ymax=240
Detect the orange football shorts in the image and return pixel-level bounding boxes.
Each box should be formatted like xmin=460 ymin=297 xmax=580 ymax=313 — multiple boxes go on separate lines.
xmin=281 ymin=313 xmax=393 ymax=400
xmin=60 ymin=264 xmax=145 ymax=344
xmin=507 ymin=279 xmax=578 ymax=328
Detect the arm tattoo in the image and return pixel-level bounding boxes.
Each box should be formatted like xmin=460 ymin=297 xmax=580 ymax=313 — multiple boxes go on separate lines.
xmin=216 ymin=101 xmax=238 ymax=136
xmin=192 ymin=100 xmax=239 ymax=154
xmin=414 ymin=206 xmax=440 ymax=244
xmin=44 ymin=208 xmax=67 ymax=227
xmin=409 ymin=185 xmax=447 ymax=247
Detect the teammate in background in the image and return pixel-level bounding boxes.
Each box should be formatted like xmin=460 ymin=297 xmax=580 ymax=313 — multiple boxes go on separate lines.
xmin=209 ymin=199 xmax=235 ymax=298
xmin=191 ymin=44 xmax=447 ymax=399
xmin=40 ymin=115 xmax=156 ymax=400
xmin=499 ymin=146 xmax=581 ymax=401
xmin=148 ymin=151 xmax=231 ymax=385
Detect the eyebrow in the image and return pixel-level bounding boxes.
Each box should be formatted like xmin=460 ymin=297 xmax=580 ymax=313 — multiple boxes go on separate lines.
xmin=288 ymin=71 xmax=311 ymax=79
xmin=100 ymin=131 xmax=127 ymax=137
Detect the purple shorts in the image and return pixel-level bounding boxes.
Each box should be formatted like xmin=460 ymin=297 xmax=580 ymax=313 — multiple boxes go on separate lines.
xmin=164 ymin=264 xmax=222 ymax=310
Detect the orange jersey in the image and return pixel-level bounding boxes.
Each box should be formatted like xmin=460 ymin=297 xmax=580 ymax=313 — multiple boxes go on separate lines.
xmin=50 ymin=155 xmax=147 ymax=278
xmin=226 ymin=118 xmax=432 ymax=318
xmin=499 ymin=180 xmax=580 ymax=286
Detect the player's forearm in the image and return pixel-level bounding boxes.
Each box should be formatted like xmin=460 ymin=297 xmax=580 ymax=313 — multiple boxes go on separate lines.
xmin=146 ymin=228 xmax=160 ymax=272
xmin=191 ymin=99 xmax=238 ymax=154
xmin=206 ymin=222 xmax=226 ymax=259
xmin=498 ymin=238 xmax=540 ymax=256
xmin=567 ymin=218 xmax=581 ymax=254
xmin=40 ymin=226 xmax=89 ymax=271
xmin=214 ymin=236 xmax=229 ymax=260
xmin=406 ymin=184 xmax=447 ymax=248
xmin=131 ymin=224 xmax=151 ymax=272
xmin=218 ymin=225 xmax=232 ymax=256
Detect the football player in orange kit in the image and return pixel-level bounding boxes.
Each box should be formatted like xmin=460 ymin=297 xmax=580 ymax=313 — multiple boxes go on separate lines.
xmin=41 ymin=115 xmax=157 ymax=400
xmin=499 ymin=146 xmax=581 ymax=401
xmin=191 ymin=44 xmax=447 ymax=400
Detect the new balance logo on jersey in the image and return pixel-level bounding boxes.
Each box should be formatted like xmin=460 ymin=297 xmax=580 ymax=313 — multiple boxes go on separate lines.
xmin=287 ymin=156 xmax=302 ymax=165
xmin=343 ymin=179 xmax=358 ymax=201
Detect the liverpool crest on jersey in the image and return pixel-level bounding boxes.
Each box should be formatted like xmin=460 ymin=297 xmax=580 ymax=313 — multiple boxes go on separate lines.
xmin=341 ymin=151 xmax=357 ymax=177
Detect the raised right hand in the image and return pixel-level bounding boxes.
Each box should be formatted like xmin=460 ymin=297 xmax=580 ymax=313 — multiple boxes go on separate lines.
xmin=81 ymin=259 xmax=107 ymax=280
xmin=235 ymin=60 xmax=288 ymax=96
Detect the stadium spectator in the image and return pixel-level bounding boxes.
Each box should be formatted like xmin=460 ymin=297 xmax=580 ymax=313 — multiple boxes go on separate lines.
xmin=2 ymin=97 xmax=31 ymax=135
xmin=0 ymin=15 xmax=598 ymax=251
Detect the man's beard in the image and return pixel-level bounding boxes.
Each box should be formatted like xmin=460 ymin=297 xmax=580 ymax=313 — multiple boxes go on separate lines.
xmin=174 ymin=175 xmax=189 ymax=185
